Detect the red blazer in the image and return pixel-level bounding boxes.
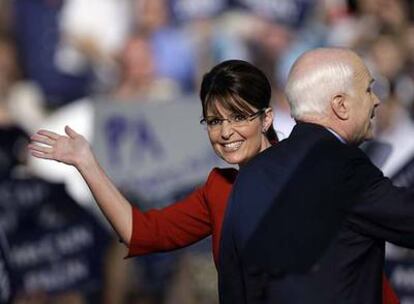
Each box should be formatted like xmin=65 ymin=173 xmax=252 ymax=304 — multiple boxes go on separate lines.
xmin=127 ymin=168 xmax=399 ymax=304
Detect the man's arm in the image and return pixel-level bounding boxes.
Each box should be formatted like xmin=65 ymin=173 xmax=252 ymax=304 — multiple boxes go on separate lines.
xmin=349 ymin=165 xmax=414 ymax=248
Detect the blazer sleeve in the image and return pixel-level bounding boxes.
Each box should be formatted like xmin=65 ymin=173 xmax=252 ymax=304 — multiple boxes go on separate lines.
xmin=347 ymin=152 xmax=414 ymax=248
xmin=126 ymin=170 xmax=216 ymax=257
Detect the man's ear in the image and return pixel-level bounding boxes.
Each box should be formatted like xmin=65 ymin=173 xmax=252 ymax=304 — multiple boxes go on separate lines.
xmin=331 ymin=94 xmax=349 ymax=120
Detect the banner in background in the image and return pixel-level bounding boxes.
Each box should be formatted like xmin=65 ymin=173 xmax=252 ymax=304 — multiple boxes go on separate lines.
xmin=0 ymin=177 xmax=110 ymax=296
xmin=93 ymin=98 xmax=227 ymax=208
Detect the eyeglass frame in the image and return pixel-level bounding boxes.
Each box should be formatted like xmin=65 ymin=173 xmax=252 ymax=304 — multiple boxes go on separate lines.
xmin=200 ymin=108 xmax=267 ymax=129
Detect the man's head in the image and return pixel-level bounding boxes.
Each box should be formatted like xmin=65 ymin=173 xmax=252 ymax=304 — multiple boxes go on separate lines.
xmin=285 ymin=48 xmax=380 ymax=145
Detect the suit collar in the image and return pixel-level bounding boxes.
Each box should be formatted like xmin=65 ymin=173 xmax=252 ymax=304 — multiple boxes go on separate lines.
xmin=290 ymin=122 xmax=341 ymax=142
xmin=326 ymin=128 xmax=347 ymax=144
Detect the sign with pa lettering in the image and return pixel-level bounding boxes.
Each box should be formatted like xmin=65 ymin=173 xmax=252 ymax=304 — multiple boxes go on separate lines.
xmin=92 ymin=97 xmax=226 ymax=208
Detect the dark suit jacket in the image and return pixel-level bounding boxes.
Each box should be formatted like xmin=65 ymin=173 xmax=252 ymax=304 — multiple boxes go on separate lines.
xmin=219 ymin=122 xmax=414 ymax=304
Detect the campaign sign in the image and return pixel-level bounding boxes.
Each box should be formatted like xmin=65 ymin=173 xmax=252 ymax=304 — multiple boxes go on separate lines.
xmin=0 ymin=177 xmax=110 ymax=296
xmin=92 ymin=98 xmax=227 ymax=209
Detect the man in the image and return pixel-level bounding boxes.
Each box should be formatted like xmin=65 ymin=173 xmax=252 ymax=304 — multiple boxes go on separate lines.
xmin=219 ymin=48 xmax=414 ymax=304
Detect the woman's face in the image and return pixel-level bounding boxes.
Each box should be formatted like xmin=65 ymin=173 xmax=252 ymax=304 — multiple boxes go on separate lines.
xmin=206 ymin=101 xmax=273 ymax=167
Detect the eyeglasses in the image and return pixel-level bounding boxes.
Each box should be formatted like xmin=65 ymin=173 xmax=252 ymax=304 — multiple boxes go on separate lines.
xmin=200 ymin=109 xmax=266 ymax=130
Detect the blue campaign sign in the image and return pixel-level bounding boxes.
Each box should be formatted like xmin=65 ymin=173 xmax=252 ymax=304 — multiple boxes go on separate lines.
xmin=92 ymin=98 xmax=227 ymax=209
xmin=0 ymin=177 xmax=110 ymax=296
xmin=103 ymin=114 xmax=164 ymax=168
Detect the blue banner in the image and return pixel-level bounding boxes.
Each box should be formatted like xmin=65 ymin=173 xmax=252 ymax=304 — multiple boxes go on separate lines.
xmin=0 ymin=177 xmax=110 ymax=296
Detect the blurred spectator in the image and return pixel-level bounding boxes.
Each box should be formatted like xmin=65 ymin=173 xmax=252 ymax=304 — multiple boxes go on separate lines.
xmin=133 ymin=0 xmax=197 ymax=92
xmin=0 ymin=0 xmax=12 ymax=36
xmin=0 ymin=35 xmax=46 ymax=134
xmin=357 ymin=0 xmax=409 ymax=34
xmin=13 ymin=0 xmax=93 ymax=107
xmin=113 ymin=35 xmax=181 ymax=101
xmin=57 ymin=0 xmax=130 ymax=93
xmin=0 ymin=36 xmax=19 ymax=128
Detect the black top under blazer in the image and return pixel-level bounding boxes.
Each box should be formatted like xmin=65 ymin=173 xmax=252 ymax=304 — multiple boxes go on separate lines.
xmin=219 ymin=122 xmax=414 ymax=304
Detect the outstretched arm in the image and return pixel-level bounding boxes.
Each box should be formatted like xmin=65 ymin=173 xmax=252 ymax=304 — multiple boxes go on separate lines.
xmin=28 ymin=126 xmax=213 ymax=254
xmin=28 ymin=126 xmax=133 ymax=244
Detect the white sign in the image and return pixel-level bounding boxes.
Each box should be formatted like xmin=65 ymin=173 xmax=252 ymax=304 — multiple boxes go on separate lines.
xmin=93 ymin=98 xmax=226 ymax=207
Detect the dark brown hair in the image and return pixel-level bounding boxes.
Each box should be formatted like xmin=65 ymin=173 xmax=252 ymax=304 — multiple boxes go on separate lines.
xmin=200 ymin=60 xmax=278 ymax=143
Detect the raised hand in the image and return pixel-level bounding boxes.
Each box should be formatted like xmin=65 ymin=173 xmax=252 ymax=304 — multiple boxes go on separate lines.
xmin=29 ymin=125 xmax=133 ymax=244
xmin=28 ymin=126 xmax=93 ymax=168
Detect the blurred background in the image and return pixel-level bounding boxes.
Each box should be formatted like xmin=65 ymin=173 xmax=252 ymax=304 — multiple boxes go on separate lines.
xmin=0 ymin=0 xmax=413 ymax=303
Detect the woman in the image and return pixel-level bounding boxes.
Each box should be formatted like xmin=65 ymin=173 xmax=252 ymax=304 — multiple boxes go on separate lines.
xmin=28 ymin=60 xmax=398 ymax=304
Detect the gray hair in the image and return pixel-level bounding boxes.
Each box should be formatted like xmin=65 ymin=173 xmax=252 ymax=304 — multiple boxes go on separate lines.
xmin=285 ymin=50 xmax=356 ymax=120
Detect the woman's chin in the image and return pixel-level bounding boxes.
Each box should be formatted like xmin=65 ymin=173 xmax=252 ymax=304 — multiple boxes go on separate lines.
xmin=221 ymin=154 xmax=248 ymax=166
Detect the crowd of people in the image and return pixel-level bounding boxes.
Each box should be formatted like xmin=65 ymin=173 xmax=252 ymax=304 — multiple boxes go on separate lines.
xmin=0 ymin=0 xmax=414 ymax=303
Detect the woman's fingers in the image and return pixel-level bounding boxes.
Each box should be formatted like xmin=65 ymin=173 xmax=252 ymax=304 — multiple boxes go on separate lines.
xmin=36 ymin=129 xmax=60 ymax=141
xmin=30 ymin=133 xmax=55 ymax=146
xmin=27 ymin=143 xmax=53 ymax=154
xmin=29 ymin=150 xmax=55 ymax=160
